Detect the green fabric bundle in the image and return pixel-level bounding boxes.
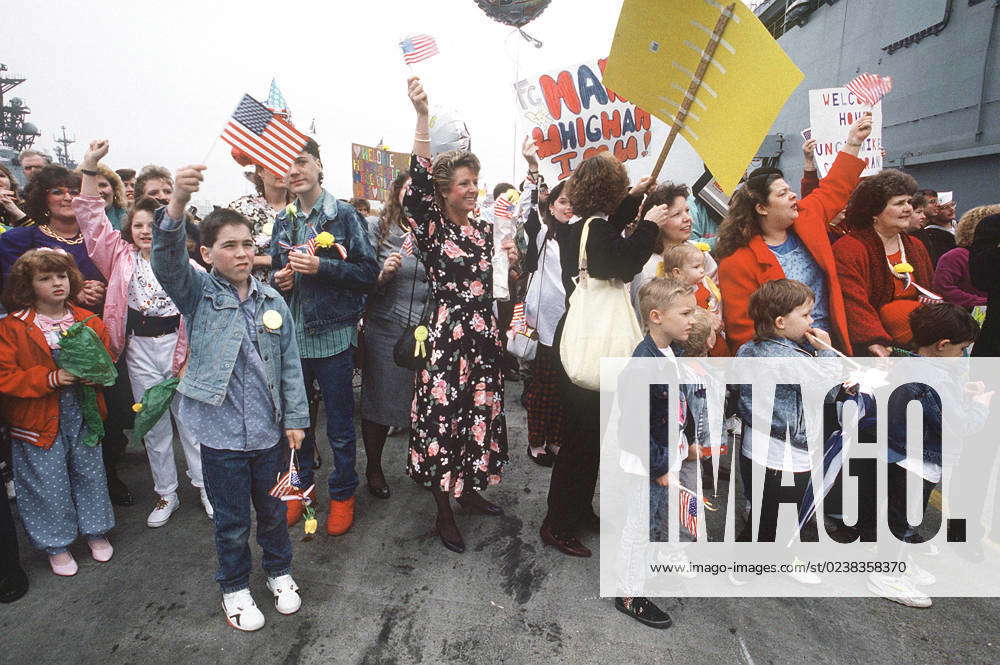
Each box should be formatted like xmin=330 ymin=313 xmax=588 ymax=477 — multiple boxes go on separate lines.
xmin=55 ymin=316 xmax=117 ymax=447
xmin=132 ymin=377 xmax=180 ymax=443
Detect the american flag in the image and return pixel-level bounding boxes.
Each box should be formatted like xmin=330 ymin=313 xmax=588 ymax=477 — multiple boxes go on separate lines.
xmin=845 ymin=73 xmax=893 ymax=107
xmin=511 ymin=302 xmax=527 ymax=333
xmin=679 ymin=486 xmax=699 ymax=539
xmin=494 ymin=196 xmax=515 ymax=220
xmin=401 ymin=232 xmax=415 ymax=257
xmin=269 ymin=469 xmax=295 ymax=499
xmin=400 ymin=34 xmax=439 ymax=65
xmin=278 ymin=238 xmax=317 ymax=255
xmin=221 ymin=94 xmax=309 ymax=179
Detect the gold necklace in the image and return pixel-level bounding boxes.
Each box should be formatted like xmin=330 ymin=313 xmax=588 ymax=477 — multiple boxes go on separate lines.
xmin=39 ymin=224 xmax=84 ymax=245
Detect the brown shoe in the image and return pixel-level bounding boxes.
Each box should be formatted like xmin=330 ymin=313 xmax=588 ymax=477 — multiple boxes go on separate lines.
xmin=540 ymin=522 xmax=591 ymax=557
xmin=326 ymin=497 xmax=355 ymax=536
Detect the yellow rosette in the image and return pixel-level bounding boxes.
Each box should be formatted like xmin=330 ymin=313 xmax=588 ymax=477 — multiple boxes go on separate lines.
xmin=694 ymin=241 xmax=711 ymax=252
xmin=132 ymin=403 xmax=144 ymax=413
xmin=314 ymin=231 xmax=335 ymax=249
xmin=892 ymin=262 xmax=914 ymax=274
xmin=284 ymin=203 xmax=298 ymax=219
xmin=413 ymin=325 xmax=429 ymax=359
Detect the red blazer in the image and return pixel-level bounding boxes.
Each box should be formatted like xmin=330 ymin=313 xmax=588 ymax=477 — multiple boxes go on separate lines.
xmin=833 ymin=227 xmax=934 ymax=351
xmin=0 ymin=305 xmax=110 ymax=449
xmin=718 ymin=152 xmax=866 ymax=355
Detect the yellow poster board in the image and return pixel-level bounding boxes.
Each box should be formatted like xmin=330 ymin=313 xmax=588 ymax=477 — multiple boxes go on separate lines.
xmin=602 ymin=0 xmax=803 ymax=195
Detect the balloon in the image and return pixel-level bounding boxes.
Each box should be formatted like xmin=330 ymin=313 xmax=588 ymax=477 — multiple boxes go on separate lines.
xmin=474 ymin=0 xmax=551 ymax=28
xmin=429 ymin=107 xmax=472 ymax=157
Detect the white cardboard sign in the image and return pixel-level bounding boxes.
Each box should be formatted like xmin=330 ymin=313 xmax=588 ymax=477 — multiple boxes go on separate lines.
xmin=807 ymin=87 xmax=884 ymax=178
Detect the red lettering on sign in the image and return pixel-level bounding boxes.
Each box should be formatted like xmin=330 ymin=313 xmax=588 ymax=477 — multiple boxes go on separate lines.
xmin=532 ymin=125 xmax=563 ymax=158
xmin=601 ymin=110 xmax=622 ymax=139
xmin=550 ymin=151 xmax=577 ymax=180
xmin=539 ymin=70 xmax=581 ymax=121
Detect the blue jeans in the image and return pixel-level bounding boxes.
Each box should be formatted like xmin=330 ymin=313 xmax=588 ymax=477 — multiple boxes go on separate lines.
xmin=201 ymin=444 xmax=292 ymax=593
xmin=298 ymin=348 xmax=358 ymax=500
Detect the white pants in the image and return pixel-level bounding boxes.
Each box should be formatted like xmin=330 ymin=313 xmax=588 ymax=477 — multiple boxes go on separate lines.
xmin=126 ymin=333 xmax=202 ymax=495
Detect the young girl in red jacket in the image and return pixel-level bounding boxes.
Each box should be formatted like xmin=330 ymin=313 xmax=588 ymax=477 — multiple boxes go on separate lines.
xmin=0 ymin=249 xmax=115 ymax=577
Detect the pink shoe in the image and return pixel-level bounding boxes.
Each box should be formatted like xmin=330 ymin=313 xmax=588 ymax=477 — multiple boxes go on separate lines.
xmin=88 ymin=537 xmax=114 ymax=563
xmin=49 ymin=552 xmax=78 ymax=576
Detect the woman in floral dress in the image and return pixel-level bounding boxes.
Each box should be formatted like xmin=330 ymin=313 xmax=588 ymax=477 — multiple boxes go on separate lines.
xmin=403 ymin=77 xmax=516 ymax=553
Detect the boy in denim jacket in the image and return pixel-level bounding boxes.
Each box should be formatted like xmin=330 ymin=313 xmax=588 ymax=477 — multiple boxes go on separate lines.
xmin=152 ymin=164 xmax=309 ymax=632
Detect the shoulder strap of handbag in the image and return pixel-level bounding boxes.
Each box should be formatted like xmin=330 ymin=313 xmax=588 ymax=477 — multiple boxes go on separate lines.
xmin=577 ymin=216 xmax=601 ymax=275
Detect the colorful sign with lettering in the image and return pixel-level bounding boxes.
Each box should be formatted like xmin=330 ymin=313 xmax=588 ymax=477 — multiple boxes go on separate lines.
xmin=601 ymin=0 xmax=804 ymax=195
xmin=514 ymin=59 xmax=696 ymax=183
xmin=351 ymin=143 xmax=409 ymax=202
xmin=808 ymin=87 xmax=884 ymax=178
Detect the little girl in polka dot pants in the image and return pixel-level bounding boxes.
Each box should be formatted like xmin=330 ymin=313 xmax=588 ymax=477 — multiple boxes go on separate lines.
xmin=0 ymin=249 xmax=116 ymax=576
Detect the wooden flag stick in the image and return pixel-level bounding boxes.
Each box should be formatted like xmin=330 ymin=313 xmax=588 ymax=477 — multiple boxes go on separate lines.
xmin=648 ymin=2 xmax=737 ymax=183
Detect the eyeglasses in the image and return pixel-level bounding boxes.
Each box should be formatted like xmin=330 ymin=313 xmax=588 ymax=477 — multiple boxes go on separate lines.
xmin=48 ymin=188 xmax=80 ymax=197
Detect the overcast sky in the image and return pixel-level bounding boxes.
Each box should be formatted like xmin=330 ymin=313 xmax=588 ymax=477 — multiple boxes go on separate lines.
xmin=4 ymin=0 xmax=663 ymax=206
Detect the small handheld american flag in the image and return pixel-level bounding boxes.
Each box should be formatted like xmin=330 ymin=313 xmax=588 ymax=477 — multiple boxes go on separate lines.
xmin=679 ymin=485 xmax=700 ymax=539
xmin=494 ymin=196 xmax=515 ymax=220
xmin=401 ymin=232 xmax=415 ymax=257
xmin=510 ymin=302 xmax=527 ymax=333
xmin=221 ymin=94 xmax=309 ymax=179
xmin=845 ymin=73 xmax=893 ymax=108
xmin=269 ymin=452 xmax=314 ymax=503
xmin=400 ymin=34 xmax=440 ymax=65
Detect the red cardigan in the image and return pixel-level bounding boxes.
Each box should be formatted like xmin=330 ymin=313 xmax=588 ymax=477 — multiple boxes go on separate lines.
xmin=718 ymin=152 xmax=865 ymax=354
xmin=0 ymin=305 xmax=110 ymax=449
xmin=833 ymin=227 xmax=934 ymax=351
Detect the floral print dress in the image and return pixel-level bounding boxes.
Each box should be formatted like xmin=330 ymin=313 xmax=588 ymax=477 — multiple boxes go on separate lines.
xmin=403 ymin=155 xmax=508 ymax=496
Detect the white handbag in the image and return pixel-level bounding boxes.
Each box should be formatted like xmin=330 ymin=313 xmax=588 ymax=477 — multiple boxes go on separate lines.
xmin=559 ymin=216 xmax=643 ymax=390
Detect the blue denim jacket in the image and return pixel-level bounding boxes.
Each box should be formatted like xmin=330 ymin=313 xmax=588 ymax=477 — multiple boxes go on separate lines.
xmin=631 ymin=334 xmax=701 ymax=479
xmin=151 ymin=209 xmax=309 ymax=429
xmin=269 ymin=191 xmax=379 ymax=334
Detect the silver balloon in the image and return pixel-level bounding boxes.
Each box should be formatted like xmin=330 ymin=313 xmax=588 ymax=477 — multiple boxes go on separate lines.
xmin=429 ymin=107 xmax=472 ymax=157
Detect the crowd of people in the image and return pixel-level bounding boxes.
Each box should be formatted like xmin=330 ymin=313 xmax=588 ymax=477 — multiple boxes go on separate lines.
xmin=0 ymin=76 xmax=997 ymax=632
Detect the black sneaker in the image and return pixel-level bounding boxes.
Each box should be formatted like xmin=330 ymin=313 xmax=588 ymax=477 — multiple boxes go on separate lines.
xmin=614 ymin=597 xmax=672 ymax=629
xmin=0 ymin=565 xmax=29 ymax=604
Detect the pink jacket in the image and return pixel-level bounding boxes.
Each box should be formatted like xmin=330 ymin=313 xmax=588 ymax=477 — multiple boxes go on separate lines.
xmin=72 ymin=194 xmax=190 ymax=374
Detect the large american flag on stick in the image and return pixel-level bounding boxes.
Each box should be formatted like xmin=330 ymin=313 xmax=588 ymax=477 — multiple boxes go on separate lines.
xmin=400 ymin=34 xmax=440 ymax=65
xmin=221 ymin=94 xmax=309 ymax=179
xmin=845 ymin=73 xmax=893 ymax=108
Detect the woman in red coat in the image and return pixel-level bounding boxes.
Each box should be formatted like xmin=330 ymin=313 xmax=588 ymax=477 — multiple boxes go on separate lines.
xmin=716 ymin=116 xmax=872 ymax=354
xmin=833 ymin=170 xmax=933 ymax=356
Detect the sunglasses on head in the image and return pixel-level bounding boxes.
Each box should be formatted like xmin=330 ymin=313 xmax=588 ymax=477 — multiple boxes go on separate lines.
xmin=48 ymin=187 xmax=80 ymax=197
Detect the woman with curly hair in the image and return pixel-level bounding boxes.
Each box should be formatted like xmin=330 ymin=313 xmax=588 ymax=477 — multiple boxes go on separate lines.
xmin=833 ymin=169 xmax=933 ymax=355
xmin=403 ymin=78 xmax=518 ymax=553
xmin=360 ymin=169 xmax=431 ymax=499
xmin=538 ymin=153 xmax=670 ymax=560
xmin=933 ymin=204 xmax=1000 ymax=309
xmin=0 ymin=165 xmax=106 ymax=308
xmin=716 ymin=116 xmax=872 ymax=354
xmin=0 ymin=163 xmax=28 ymax=228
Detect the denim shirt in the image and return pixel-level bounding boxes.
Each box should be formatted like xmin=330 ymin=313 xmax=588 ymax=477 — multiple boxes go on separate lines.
xmin=269 ymin=190 xmax=379 ymax=334
xmin=177 ymin=278 xmax=283 ymax=450
xmin=151 ymin=208 xmax=309 ymax=431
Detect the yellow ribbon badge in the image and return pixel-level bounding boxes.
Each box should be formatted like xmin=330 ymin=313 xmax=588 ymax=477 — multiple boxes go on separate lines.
xmin=892 ymin=262 xmax=914 ymax=274
xmin=694 ymin=241 xmax=711 ymax=252
xmin=413 ymin=325 xmax=429 ymax=359
xmin=314 ymin=231 xmax=335 ymax=249
xmin=262 ymin=310 xmax=283 ymax=330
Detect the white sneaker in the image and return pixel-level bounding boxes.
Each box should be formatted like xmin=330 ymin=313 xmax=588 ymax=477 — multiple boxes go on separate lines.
xmin=786 ymin=556 xmax=821 ymax=585
xmin=867 ymin=573 xmax=932 ymax=608
xmin=266 ymin=574 xmax=301 ymax=615
xmin=904 ymin=556 xmax=936 ymax=586
xmin=222 ymin=588 xmax=266 ymax=631
xmin=199 ymin=488 xmax=214 ymax=519
xmin=146 ymin=493 xmax=179 ymax=528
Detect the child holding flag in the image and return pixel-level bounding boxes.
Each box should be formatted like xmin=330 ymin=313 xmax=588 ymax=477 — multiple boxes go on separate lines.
xmin=152 ymin=163 xmax=309 ymax=632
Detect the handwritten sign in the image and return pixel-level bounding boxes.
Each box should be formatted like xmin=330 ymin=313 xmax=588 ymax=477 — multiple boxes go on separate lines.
xmin=808 ymin=87 xmax=884 ymax=178
xmin=514 ymin=59 xmax=699 ymax=183
xmin=351 ymin=143 xmax=409 ymax=202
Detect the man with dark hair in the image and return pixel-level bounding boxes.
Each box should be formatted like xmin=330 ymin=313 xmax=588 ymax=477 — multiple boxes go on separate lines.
xmin=348 ymin=197 xmax=371 ymax=217
xmin=492 ymin=182 xmax=515 ymax=200
xmin=271 ymin=138 xmax=379 ymax=534
xmin=914 ymin=188 xmax=956 ymax=267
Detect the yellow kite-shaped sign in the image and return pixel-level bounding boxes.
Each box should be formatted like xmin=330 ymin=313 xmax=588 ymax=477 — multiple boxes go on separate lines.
xmin=602 ymin=0 xmax=804 ymax=195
